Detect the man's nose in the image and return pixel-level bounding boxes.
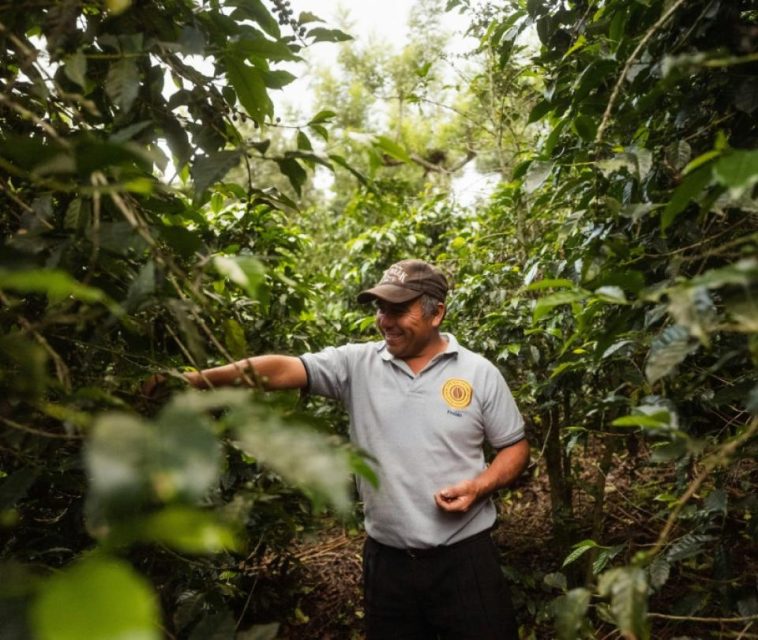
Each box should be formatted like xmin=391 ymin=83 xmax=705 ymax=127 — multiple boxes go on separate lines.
xmin=377 ymin=311 xmax=394 ymax=328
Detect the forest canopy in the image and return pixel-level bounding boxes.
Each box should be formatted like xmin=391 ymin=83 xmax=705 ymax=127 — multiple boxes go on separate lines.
xmin=0 ymin=0 xmax=756 ymax=639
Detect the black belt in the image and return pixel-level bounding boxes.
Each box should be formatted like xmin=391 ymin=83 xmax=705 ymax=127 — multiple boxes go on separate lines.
xmin=367 ymin=527 xmax=492 ymax=559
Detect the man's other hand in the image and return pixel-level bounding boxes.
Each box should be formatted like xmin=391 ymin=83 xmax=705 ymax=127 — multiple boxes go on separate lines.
xmin=434 ymin=479 xmax=480 ymax=513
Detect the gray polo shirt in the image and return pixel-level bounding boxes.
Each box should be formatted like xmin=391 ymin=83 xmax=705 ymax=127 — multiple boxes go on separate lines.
xmin=300 ymin=333 xmax=525 ymax=549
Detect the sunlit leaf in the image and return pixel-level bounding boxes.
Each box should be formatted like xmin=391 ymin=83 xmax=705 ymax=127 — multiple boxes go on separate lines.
xmin=31 ymin=555 xmax=160 ymax=640
xmin=375 ymin=135 xmax=411 ymax=164
xmin=232 ymin=410 xmax=354 ymax=513
xmin=307 ymin=27 xmax=353 ymax=43
xmin=140 ymin=507 xmax=239 ymax=553
xmin=213 ymin=255 xmax=268 ymax=301
xmin=524 ymin=160 xmax=554 ymax=193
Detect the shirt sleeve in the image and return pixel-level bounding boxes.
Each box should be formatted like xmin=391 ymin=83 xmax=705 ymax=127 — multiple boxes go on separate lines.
xmin=299 ymin=345 xmax=351 ymax=402
xmin=480 ymin=363 xmax=525 ymax=449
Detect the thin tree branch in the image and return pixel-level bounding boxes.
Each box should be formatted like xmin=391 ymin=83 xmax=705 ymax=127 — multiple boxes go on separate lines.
xmin=595 ymin=0 xmax=688 ymax=145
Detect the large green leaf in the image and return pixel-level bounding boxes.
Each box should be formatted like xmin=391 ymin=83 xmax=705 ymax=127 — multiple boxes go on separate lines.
xmin=191 ymin=150 xmax=243 ymax=199
xmin=0 ymin=269 xmax=107 ymax=305
xmin=307 ymin=27 xmax=353 ymax=42
xmin=232 ymin=409 xmax=353 ymax=514
xmin=275 ymin=156 xmax=308 ymax=195
xmin=213 ymin=255 xmax=268 ymax=301
xmin=552 ymin=588 xmax=591 ymax=640
xmin=533 ymin=290 xmax=587 ymax=322
xmin=713 ymin=149 xmax=758 ymax=197
xmin=105 ymin=58 xmax=140 ymax=112
xmin=31 ymin=555 xmax=160 ymax=640
xmin=661 ymin=167 xmax=712 ymax=230
xmin=645 ymin=325 xmax=699 ymax=384
xmin=225 ymin=57 xmax=273 ymax=124
xmin=597 ymin=567 xmax=650 ymax=640
xmin=375 ymin=135 xmax=412 ymax=164
xmin=139 ymin=507 xmax=239 ymax=553
xmin=85 ymin=406 xmax=220 ymax=521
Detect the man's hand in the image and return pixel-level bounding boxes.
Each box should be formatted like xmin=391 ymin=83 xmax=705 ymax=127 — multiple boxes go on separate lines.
xmin=434 ymin=479 xmax=481 ymax=513
xmin=140 ymin=373 xmax=168 ymax=398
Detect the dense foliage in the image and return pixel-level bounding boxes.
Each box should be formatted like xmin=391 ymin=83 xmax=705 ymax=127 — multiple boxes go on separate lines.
xmin=1 ymin=0 xmax=756 ymax=639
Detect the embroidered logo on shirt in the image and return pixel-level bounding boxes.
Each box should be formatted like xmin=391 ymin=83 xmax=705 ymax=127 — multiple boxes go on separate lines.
xmin=442 ymin=378 xmax=473 ymax=409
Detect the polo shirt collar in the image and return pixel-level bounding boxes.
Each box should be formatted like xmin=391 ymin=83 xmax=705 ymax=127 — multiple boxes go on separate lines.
xmin=377 ymin=333 xmax=460 ymax=361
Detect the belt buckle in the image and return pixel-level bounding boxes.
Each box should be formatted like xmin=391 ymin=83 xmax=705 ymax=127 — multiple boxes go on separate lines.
xmin=406 ymin=548 xmax=417 ymax=559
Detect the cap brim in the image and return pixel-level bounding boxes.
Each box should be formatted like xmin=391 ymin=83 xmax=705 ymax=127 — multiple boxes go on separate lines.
xmin=356 ymin=284 xmax=422 ymax=304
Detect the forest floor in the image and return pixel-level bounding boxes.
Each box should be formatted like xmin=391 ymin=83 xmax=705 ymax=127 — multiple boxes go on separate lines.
xmin=262 ymin=446 xmax=757 ymax=640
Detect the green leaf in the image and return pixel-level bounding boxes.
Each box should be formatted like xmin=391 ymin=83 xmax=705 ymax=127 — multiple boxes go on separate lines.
xmin=0 ymin=268 xmax=107 ymax=305
xmin=562 ymin=539 xmax=600 ymax=567
xmin=597 ymin=567 xmax=649 ymax=640
xmin=524 ymin=160 xmax=554 ymax=193
xmin=140 ymin=507 xmax=239 ymax=553
xmin=688 ymin=258 xmax=758 ymax=289
xmin=63 ymin=50 xmax=87 ymax=88
xmin=552 ymin=588 xmax=592 ymax=640
xmin=31 ymin=555 xmax=160 ymax=640
xmin=648 ymin=555 xmax=670 ymax=590
xmin=309 ymin=110 xmax=336 ymax=125
xmin=191 ymin=150 xmax=242 ymax=199
xmin=533 ymin=290 xmax=587 ymax=322
xmin=233 ymin=34 xmax=300 ymax=62
xmin=276 ymin=156 xmax=307 ymax=195
xmin=297 ymin=131 xmax=313 ymax=151
xmin=682 ymin=149 xmax=721 ymax=175
xmin=105 ymin=57 xmax=140 ymax=112
xmin=262 ymin=69 xmax=297 ymax=89
xmin=526 ymin=278 xmax=576 ymax=291
xmin=298 ymin=11 xmax=324 ymax=24
xmin=612 ymin=413 xmax=671 ymax=429
xmin=665 ymin=140 xmax=692 ymax=171
xmin=85 ymin=407 xmax=220 ymax=520
xmin=645 ymin=325 xmax=699 ymax=384
xmin=661 ymin=166 xmax=712 ymax=230
xmin=595 ymin=286 xmax=628 ymax=304
xmin=229 ymin=0 xmax=280 ymax=38
xmin=233 ymin=411 xmax=353 ymax=513
xmin=527 ymin=99 xmax=553 ymax=123
xmin=213 ymin=255 xmax=268 ymax=301
xmin=713 ymin=149 xmax=758 ymax=197
xmin=375 ymin=135 xmax=412 ymax=164
xmin=224 ymin=318 xmax=248 ymax=360
xmin=307 ymin=27 xmax=353 ymax=43
xmin=225 ymin=57 xmax=272 ymax=124
xmin=572 ymin=114 xmax=597 ymax=142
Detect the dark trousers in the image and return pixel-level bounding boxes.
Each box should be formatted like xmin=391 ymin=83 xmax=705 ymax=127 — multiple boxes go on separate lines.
xmin=362 ymin=530 xmax=519 ymax=640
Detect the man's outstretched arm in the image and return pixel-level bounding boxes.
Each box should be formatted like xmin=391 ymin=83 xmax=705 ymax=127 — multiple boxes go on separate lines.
xmin=143 ymin=355 xmax=307 ymax=395
xmin=434 ymin=438 xmax=530 ymax=513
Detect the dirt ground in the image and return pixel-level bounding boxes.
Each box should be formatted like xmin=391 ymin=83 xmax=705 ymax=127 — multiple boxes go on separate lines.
xmin=267 ymin=448 xmax=757 ymax=640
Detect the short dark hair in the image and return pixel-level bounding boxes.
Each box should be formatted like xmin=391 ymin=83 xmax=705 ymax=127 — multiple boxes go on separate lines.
xmin=419 ymin=293 xmax=443 ymax=318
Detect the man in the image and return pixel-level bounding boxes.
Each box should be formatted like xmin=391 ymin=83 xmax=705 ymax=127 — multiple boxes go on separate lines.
xmin=150 ymin=259 xmax=528 ymax=639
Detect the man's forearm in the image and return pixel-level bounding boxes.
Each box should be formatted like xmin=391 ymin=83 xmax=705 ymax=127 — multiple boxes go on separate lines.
xmin=184 ymin=355 xmax=307 ymax=390
xmin=434 ymin=438 xmax=530 ymax=512
xmin=472 ymin=438 xmax=530 ymax=498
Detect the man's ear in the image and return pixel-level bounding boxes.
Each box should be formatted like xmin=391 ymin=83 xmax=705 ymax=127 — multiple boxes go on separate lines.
xmin=432 ymin=302 xmax=446 ymax=328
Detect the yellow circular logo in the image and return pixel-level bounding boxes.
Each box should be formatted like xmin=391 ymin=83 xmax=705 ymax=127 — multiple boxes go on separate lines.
xmin=442 ymin=378 xmax=473 ymax=409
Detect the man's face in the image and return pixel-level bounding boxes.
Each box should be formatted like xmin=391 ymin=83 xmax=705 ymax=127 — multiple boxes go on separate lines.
xmin=375 ymin=298 xmax=442 ymax=359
